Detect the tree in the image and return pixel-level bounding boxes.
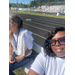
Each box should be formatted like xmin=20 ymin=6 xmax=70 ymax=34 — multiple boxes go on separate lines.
xmin=11 ymin=3 xmax=16 ymax=7
xmin=9 ymin=0 xmax=65 ymax=8
xmin=9 ymin=3 xmax=12 ymax=7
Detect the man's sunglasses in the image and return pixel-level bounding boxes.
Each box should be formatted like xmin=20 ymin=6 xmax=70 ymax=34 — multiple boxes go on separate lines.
xmin=47 ymin=37 xmax=65 ymax=46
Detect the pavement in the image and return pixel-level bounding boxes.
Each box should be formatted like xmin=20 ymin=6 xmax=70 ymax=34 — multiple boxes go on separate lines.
xmin=18 ymin=13 xmax=65 ymax=46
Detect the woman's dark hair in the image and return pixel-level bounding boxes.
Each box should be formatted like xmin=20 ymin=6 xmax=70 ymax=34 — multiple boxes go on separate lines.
xmin=9 ymin=13 xmax=23 ymax=29
xmin=43 ymin=27 xmax=65 ymax=56
xmin=12 ymin=15 xmax=23 ymax=29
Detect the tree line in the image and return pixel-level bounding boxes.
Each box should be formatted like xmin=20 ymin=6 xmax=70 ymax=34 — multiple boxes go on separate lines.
xmin=9 ymin=0 xmax=65 ymax=8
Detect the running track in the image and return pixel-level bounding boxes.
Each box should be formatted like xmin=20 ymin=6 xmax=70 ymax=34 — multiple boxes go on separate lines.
xmin=18 ymin=13 xmax=65 ymax=46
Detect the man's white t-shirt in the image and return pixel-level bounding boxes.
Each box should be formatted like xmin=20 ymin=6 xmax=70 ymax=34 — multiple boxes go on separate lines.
xmin=31 ymin=51 xmax=65 ymax=75
xmin=10 ymin=29 xmax=33 ymax=57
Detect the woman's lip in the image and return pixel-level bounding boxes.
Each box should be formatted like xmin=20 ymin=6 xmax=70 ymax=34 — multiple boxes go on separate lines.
xmin=55 ymin=48 xmax=64 ymax=53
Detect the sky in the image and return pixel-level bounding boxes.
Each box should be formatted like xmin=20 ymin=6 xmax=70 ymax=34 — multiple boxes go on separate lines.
xmin=9 ymin=0 xmax=34 ymax=4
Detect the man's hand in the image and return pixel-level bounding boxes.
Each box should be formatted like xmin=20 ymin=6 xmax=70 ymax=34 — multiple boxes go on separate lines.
xmin=15 ymin=56 xmax=22 ymax=62
xmin=9 ymin=56 xmax=15 ymax=63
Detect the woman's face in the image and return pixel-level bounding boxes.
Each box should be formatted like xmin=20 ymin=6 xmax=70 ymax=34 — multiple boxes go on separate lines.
xmin=9 ymin=22 xmax=13 ymax=31
xmin=9 ymin=22 xmax=15 ymax=32
xmin=51 ymin=31 xmax=65 ymax=57
xmin=9 ymin=21 xmax=18 ymax=32
xmin=9 ymin=15 xmax=18 ymax=32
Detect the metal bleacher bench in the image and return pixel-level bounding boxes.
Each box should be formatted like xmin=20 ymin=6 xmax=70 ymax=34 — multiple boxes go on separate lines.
xmin=22 ymin=42 xmax=44 ymax=74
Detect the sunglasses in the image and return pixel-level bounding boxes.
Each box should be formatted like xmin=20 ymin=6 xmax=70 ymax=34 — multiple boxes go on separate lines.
xmin=47 ymin=37 xmax=65 ymax=46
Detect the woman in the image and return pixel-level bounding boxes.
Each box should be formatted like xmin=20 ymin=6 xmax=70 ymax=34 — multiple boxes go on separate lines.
xmin=27 ymin=27 xmax=65 ymax=75
xmin=9 ymin=12 xmax=34 ymax=75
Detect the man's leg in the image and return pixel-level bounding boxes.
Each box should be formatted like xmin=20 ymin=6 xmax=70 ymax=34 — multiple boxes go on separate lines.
xmin=10 ymin=57 xmax=29 ymax=71
xmin=9 ymin=52 xmax=17 ymax=75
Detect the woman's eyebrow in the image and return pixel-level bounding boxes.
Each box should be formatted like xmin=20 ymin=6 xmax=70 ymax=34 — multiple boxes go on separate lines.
xmin=51 ymin=36 xmax=65 ymax=40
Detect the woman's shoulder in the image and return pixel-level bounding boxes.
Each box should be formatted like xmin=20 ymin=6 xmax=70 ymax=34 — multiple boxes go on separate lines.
xmin=39 ymin=50 xmax=56 ymax=61
xmin=19 ymin=29 xmax=32 ymax=36
xmin=18 ymin=29 xmax=27 ymax=37
xmin=19 ymin=29 xmax=27 ymax=33
xmin=19 ymin=29 xmax=30 ymax=35
xmin=38 ymin=50 xmax=50 ymax=59
xmin=19 ymin=29 xmax=34 ymax=41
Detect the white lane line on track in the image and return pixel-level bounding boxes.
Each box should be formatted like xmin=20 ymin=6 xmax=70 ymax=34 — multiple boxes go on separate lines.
xmin=32 ymin=32 xmax=46 ymax=40
xmin=33 ymin=19 xmax=65 ymax=25
xmin=24 ymin=23 xmax=51 ymax=32
xmin=33 ymin=20 xmax=65 ymax=27
xmin=30 ymin=21 xmax=55 ymax=28
xmin=23 ymin=19 xmax=64 ymax=27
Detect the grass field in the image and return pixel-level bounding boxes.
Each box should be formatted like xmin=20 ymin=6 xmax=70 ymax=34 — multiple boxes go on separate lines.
xmin=13 ymin=67 xmax=26 ymax=75
xmin=9 ymin=10 xmax=65 ymax=19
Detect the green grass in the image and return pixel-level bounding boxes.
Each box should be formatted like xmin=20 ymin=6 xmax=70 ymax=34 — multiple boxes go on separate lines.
xmin=9 ymin=10 xmax=65 ymax=19
xmin=13 ymin=67 xmax=26 ymax=75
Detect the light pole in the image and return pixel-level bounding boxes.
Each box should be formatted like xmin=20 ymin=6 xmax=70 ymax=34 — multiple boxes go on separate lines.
xmin=16 ymin=0 xmax=18 ymax=10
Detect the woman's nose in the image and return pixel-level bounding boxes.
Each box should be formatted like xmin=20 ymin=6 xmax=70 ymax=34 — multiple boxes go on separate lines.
xmin=55 ymin=41 xmax=61 ymax=46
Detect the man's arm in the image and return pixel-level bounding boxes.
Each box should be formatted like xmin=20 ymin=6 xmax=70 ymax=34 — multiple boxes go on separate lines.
xmin=25 ymin=47 xmax=33 ymax=57
xmin=21 ymin=47 xmax=33 ymax=59
xmin=27 ymin=69 xmax=39 ymax=75
xmin=9 ymin=42 xmax=13 ymax=57
xmin=15 ymin=47 xmax=33 ymax=62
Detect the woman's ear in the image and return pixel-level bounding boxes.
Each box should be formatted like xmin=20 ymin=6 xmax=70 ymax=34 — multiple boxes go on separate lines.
xmin=13 ymin=22 xmax=17 ymax=27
